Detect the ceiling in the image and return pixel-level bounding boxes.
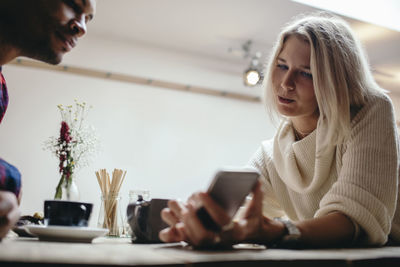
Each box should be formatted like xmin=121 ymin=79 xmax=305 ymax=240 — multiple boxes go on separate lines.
xmin=88 ymin=0 xmax=400 ymax=94
xmin=293 ymin=0 xmax=400 ymax=32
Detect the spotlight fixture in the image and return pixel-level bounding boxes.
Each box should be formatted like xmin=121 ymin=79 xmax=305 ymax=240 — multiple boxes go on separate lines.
xmin=228 ymin=40 xmax=264 ymax=87
xmin=243 ymin=68 xmax=262 ymax=86
xmin=243 ymin=53 xmax=263 ymax=87
xmin=240 ymin=40 xmax=263 ymax=87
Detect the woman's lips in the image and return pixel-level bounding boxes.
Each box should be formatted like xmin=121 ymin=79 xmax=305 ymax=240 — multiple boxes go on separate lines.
xmin=278 ymin=96 xmax=295 ymax=104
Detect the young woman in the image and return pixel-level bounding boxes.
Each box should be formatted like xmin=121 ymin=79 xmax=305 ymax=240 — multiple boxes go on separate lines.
xmin=159 ymin=12 xmax=400 ymax=248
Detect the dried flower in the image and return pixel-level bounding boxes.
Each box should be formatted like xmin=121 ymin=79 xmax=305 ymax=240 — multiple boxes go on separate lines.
xmin=44 ymin=100 xmax=100 ymax=200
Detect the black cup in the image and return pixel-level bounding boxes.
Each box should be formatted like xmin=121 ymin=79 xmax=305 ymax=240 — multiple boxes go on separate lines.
xmin=44 ymin=200 xmax=93 ymax=227
xmin=127 ymin=198 xmax=169 ymax=243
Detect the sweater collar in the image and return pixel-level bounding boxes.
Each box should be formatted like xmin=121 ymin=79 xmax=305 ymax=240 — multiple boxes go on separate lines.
xmin=271 ymin=119 xmax=337 ymax=193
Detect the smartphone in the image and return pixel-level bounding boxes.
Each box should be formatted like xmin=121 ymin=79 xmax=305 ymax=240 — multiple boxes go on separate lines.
xmin=196 ymin=168 xmax=260 ymax=232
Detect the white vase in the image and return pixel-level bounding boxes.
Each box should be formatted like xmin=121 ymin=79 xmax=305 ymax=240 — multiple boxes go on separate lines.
xmin=62 ymin=178 xmax=80 ymax=201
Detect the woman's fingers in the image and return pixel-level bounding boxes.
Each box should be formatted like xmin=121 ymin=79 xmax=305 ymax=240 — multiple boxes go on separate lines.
xmin=161 ymin=208 xmax=180 ymax=226
xmin=198 ymin=192 xmax=231 ymax=227
xmin=160 ymin=199 xmax=187 ymax=242
xmin=159 ymin=226 xmax=185 ymax=243
xmin=167 ymin=199 xmax=186 ymax=219
xmin=182 ymin=202 xmax=216 ymax=246
xmin=161 ymin=199 xmax=187 ymax=229
xmin=162 ymin=200 xmax=217 ymax=246
xmin=244 ymin=180 xmax=263 ymax=218
xmin=230 ymin=180 xmax=266 ymax=243
xmin=161 ymin=188 xmax=245 ymax=246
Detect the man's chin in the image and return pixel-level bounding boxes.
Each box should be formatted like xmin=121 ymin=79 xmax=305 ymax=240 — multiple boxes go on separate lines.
xmin=42 ymin=54 xmax=63 ymax=65
xmin=46 ymin=57 xmax=63 ymax=65
xmin=29 ymin=51 xmax=64 ymax=65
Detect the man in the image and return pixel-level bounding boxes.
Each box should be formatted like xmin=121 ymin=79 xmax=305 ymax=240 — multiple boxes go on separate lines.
xmin=0 ymin=0 xmax=96 ymax=239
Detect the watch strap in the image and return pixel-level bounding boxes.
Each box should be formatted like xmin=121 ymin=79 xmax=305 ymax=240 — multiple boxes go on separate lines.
xmin=274 ymin=218 xmax=302 ymax=249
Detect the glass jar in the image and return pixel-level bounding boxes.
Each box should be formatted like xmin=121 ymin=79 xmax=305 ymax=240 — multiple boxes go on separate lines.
xmin=98 ymin=194 xmax=125 ymax=237
xmin=129 ymin=189 xmax=150 ymax=204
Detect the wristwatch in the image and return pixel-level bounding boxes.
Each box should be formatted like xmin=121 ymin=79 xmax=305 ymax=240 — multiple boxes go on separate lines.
xmin=274 ymin=218 xmax=302 ymax=248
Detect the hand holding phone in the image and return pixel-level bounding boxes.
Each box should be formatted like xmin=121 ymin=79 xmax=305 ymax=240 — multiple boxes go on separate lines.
xmin=196 ymin=168 xmax=260 ymax=232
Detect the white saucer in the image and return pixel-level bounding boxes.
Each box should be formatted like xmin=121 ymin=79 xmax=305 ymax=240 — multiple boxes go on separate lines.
xmin=25 ymin=225 xmax=109 ymax=243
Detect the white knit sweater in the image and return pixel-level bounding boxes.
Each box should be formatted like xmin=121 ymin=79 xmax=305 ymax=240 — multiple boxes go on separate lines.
xmin=249 ymin=93 xmax=400 ymax=245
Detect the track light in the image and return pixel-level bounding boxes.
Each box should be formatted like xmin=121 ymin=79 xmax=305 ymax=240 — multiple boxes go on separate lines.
xmin=228 ymin=40 xmax=264 ymax=87
xmin=243 ymin=56 xmax=263 ymax=87
xmin=241 ymin=41 xmax=263 ymax=87
xmin=244 ymin=68 xmax=262 ymax=86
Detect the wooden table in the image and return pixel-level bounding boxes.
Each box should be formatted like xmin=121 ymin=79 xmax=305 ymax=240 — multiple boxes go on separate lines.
xmin=1 ymin=236 xmax=400 ymax=267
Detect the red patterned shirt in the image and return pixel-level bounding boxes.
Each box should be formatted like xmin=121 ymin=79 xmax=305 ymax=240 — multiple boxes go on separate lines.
xmin=0 ymin=66 xmax=21 ymax=197
xmin=0 ymin=67 xmax=8 ymax=123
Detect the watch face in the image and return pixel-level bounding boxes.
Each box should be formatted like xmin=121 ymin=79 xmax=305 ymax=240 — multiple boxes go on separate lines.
xmin=274 ymin=218 xmax=302 ymax=248
xmin=286 ymin=221 xmax=301 ymax=237
xmin=275 ymin=218 xmax=301 ymax=241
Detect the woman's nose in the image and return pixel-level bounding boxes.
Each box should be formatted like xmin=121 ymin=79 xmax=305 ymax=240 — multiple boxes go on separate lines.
xmin=70 ymin=16 xmax=87 ymax=37
xmin=281 ymin=71 xmax=295 ymax=91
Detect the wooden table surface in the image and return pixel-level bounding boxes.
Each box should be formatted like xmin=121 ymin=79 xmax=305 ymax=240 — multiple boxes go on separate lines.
xmin=1 ymin=236 xmax=400 ymax=267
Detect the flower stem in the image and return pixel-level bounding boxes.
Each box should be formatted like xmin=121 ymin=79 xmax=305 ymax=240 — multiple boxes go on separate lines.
xmin=54 ymin=174 xmax=65 ymax=199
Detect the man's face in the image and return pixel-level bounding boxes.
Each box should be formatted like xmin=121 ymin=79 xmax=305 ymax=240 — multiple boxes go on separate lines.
xmin=20 ymin=0 xmax=96 ymax=64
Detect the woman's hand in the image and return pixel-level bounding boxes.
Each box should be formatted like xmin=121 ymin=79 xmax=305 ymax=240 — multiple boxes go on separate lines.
xmin=159 ymin=180 xmax=286 ymax=247
xmin=227 ymin=180 xmax=286 ymax=245
xmin=0 ymin=191 xmax=20 ymax=239
xmin=159 ymin=192 xmax=229 ymax=247
xmin=158 ymin=198 xmax=187 ymax=243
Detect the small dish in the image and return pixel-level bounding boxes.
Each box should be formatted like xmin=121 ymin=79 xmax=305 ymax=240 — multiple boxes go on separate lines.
xmin=25 ymin=225 xmax=108 ymax=243
xmin=13 ymin=226 xmax=36 ymax=237
xmin=13 ymin=215 xmax=44 ymax=237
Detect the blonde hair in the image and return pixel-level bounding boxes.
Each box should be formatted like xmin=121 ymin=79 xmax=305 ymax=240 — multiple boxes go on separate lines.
xmin=263 ymin=12 xmax=384 ymax=151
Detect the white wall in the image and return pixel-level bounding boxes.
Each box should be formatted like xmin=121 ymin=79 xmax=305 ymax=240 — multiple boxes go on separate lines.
xmin=0 ymin=35 xmax=276 ymax=226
